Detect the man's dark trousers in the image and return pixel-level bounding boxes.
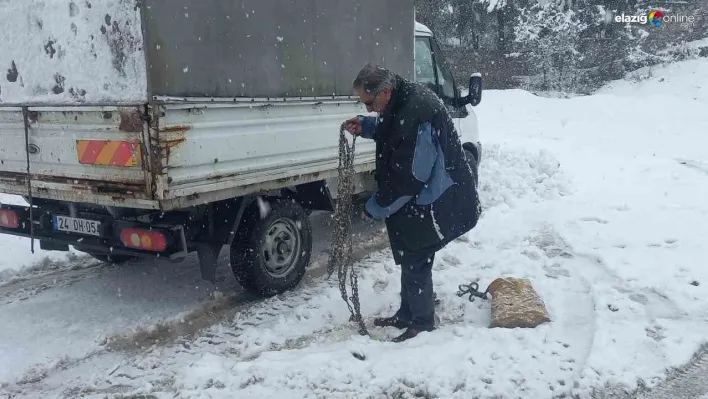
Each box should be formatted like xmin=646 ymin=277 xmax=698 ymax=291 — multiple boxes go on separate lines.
xmin=395 ymin=248 xmax=437 ymax=331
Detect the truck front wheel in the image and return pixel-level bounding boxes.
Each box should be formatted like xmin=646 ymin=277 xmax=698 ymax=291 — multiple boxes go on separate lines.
xmin=464 ymin=147 xmax=479 ymax=188
xmin=230 ymin=199 xmax=312 ymax=297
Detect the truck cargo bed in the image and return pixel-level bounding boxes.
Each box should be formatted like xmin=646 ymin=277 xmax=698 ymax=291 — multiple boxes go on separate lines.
xmin=0 ymin=99 xmax=376 ymax=210
xmin=156 ymin=99 xmax=377 ymax=209
xmin=0 ymin=106 xmax=155 ymax=207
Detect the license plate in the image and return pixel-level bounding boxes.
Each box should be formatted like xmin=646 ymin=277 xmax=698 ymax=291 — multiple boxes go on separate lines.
xmin=52 ymin=215 xmax=101 ymax=236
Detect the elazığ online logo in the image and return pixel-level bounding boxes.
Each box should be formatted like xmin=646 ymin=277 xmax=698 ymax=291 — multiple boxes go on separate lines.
xmin=615 ymin=10 xmax=695 ymax=26
xmin=647 ymin=10 xmax=663 ymax=26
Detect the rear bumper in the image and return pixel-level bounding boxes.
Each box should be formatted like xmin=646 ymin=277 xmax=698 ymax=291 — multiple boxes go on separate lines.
xmin=0 ymin=204 xmax=189 ymax=260
xmin=0 ymin=175 xmax=159 ymax=210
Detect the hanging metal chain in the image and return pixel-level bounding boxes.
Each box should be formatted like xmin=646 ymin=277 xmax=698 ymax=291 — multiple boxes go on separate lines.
xmin=327 ymin=123 xmax=368 ymax=336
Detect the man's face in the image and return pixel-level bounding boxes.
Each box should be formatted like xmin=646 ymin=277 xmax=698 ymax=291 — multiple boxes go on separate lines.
xmin=355 ymin=86 xmax=391 ymax=113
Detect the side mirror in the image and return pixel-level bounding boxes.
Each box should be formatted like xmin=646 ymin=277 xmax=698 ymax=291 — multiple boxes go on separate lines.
xmin=466 ymin=73 xmax=483 ymax=106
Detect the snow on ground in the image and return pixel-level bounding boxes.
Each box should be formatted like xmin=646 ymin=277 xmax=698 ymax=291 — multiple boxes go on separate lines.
xmin=596 ymin=57 xmax=707 ymax=102
xmin=0 ymin=194 xmax=86 ymax=280
xmin=1 ymin=57 xmax=707 ymax=398
xmin=657 ymin=37 xmax=708 ymax=57
xmin=0 ymin=210 xmax=388 ymax=389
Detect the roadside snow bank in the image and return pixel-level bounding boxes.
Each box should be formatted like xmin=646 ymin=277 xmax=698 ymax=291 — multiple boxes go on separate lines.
xmin=0 ymin=195 xmax=85 ymax=279
xmin=471 ymin=57 xmax=708 ymax=395
xmin=595 ymin=57 xmax=707 ymax=102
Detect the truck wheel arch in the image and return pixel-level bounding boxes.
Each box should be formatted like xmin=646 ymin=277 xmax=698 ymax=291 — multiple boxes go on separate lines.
xmin=463 ymin=141 xmax=480 ymax=187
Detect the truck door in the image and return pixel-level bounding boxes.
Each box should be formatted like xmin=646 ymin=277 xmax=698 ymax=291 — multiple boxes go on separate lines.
xmin=414 ymin=36 xmax=470 ymax=119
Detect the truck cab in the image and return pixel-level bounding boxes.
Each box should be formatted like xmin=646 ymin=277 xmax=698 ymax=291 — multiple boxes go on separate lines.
xmin=414 ymin=22 xmax=482 ymax=180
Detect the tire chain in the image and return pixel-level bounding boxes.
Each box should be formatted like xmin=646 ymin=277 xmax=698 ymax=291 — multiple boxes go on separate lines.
xmin=326 ymin=124 xmax=368 ymax=336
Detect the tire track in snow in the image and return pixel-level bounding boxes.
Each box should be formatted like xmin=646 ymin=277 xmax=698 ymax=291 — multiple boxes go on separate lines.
xmin=676 ymin=158 xmax=708 ymax=177
xmin=0 ymin=231 xmax=392 ymax=398
xmin=590 ymin=343 xmax=708 ymax=399
xmin=104 ymin=228 xmax=391 ymax=352
xmin=641 ymin=343 xmax=708 ymax=399
xmin=571 ymin=249 xmax=686 ymax=321
xmin=106 ymin=226 xmax=602 ymax=399
xmin=529 ymin=224 xmax=700 ymax=399
xmin=0 ymin=256 xmax=104 ymax=305
xmin=542 ymin=222 xmax=701 ymax=399
xmin=530 ymin=226 xmax=598 ymax=398
xmin=563 ymin=260 xmax=598 ymax=398
xmin=0 ymin=217 xmax=389 ymax=395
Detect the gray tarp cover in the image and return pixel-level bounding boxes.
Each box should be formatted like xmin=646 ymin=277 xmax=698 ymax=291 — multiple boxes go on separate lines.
xmin=142 ymin=0 xmax=415 ymax=99
xmin=0 ymin=0 xmax=414 ymax=104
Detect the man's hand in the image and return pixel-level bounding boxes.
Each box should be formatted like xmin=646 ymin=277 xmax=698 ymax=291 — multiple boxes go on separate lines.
xmin=361 ymin=210 xmax=374 ymax=223
xmin=343 ymin=117 xmax=362 ymax=136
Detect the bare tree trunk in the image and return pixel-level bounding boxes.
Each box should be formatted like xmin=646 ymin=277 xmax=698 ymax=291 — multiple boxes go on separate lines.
xmin=497 ymin=8 xmax=507 ymax=54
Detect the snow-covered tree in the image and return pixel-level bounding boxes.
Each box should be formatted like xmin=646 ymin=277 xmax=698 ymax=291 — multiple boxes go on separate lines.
xmin=514 ymin=3 xmax=588 ymax=93
xmin=414 ymin=0 xmax=708 ymax=93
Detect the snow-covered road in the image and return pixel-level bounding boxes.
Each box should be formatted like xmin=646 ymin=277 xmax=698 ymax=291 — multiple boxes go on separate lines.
xmin=1 ymin=58 xmax=707 ymax=399
xmin=0 ymin=207 xmax=390 ymax=388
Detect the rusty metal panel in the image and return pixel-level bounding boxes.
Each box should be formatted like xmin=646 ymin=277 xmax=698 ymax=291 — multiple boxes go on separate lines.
xmin=158 ymin=100 xmax=377 ymax=203
xmin=0 ymin=172 xmax=156 ymax=206
xmin=141 ymin=0 xmax=415 ymax=99
xmin=0 ymin=106 xmax=153 ymax=205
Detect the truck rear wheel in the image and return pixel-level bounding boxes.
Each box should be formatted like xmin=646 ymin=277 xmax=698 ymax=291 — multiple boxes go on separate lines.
xmin=230 ymin=199 xmax=312 ymax=297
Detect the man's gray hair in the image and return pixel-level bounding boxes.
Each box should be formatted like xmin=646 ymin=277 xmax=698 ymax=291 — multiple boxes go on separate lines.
xmin=353 ymin=63 xmax=396 ymax=95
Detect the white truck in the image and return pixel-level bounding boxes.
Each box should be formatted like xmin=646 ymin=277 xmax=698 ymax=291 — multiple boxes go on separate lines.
xmin=0 ymin=0 xmax=483 ymax=297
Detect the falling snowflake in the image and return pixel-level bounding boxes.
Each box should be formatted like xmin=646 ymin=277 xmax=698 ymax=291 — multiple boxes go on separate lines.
xmin=256 ymin=196 xmax=271 ymax=219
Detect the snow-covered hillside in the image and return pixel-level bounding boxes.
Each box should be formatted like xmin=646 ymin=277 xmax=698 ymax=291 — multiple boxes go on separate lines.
xmin=0 ymin=57 xmax=707 ymax=398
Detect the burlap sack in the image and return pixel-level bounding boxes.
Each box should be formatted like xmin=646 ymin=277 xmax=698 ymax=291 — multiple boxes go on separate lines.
xmin=486 ymin=277 xmax=551 ymax=329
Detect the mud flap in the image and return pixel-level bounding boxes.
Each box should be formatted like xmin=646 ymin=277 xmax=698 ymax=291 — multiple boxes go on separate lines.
xmin=290 ymin=181 xmax=334 ymax=211
xmin=196 ymin=243 xmax=223 ymax=283
xmin=39 ymin=240 xmax=70 ymax=251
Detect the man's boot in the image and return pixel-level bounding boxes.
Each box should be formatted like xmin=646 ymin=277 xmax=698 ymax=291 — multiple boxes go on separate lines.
xmin=373 ymin=315 xmax=409 ymax=329
xmin=392 ymin=326 xmax=434 ymax=343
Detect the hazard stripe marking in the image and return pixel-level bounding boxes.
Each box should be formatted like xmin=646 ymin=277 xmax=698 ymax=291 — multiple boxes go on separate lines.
xmin=79 ymin=140 xmax=107 ymax=165
xmin=94 ymin=141 xmax=122 ymax=165
xmin=110 ymin=142 xmax=137 ymax=166
xmin=76 ymin=140 xmax=141 ymax=167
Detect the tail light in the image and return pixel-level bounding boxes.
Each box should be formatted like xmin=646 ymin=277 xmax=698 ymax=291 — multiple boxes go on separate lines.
xmin=0 ymin=209 xmax=19 ymax=229
xmin=120 ymin=228 xmax=167 ymax=252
